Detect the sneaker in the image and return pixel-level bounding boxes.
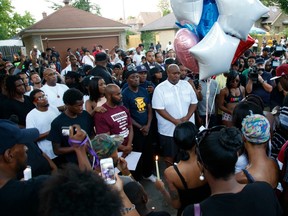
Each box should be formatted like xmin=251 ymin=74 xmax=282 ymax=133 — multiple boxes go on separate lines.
xmin=143 ymin=174 xmax=157 ymax=183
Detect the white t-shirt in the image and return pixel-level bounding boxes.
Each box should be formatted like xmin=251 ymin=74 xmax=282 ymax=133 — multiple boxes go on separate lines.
xmin=24 ymin=86 xmax=34 ymax=96
xmin=41 ymin=83 xmax=69 ymax=108
xmin=166 ymin=43 xmax=174 ymax=51
xmin=82 ymin=55 xmax=95 ymax=67
xmin=133 ymin=53 xmax=144 ymax=66
xmin=61 ymin=64 xmax=72 ymax=77
xmin=26 ymin=105 xmax=60 ymax=159
xmin=152 ymin=80 xmax=198 ymax=136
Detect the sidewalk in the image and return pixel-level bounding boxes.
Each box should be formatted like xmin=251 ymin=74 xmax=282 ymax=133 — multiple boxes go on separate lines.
xmin=140 ymin=156 xmax=177 ymax=216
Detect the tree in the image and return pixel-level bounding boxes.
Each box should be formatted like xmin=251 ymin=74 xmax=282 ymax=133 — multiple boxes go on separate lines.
xmin=141 ymin=31 xmax=155 ymax=49
xmin=158 ymin=0 xmax=171 ymax=16
xmin=47 ymin=0 xmax=101 ymax=15
xmin=260 ymin=0 xmax=288 ymax=14
xmin=0 ymin=0 xmax=35 ymax=40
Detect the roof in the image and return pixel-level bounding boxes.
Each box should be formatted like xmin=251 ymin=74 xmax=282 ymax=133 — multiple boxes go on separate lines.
xmin=261 ymin=6 xmax=282 ymax=25
xmin=138 ymin=12 xmax=162 ymax=25
xmin=24 ymin=5 xmax=128 ymax=31
xmin=0 ymin=40 xmax=23 ymax=46
xmin=140 ymin=13 xmax=178 ymax=31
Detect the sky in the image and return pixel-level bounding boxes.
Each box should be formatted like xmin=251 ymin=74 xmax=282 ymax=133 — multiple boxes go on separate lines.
xmin=11 ymin=0 xmax=160 ymax=21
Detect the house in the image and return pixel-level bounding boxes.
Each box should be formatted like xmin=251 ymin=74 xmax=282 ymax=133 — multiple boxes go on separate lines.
xmin=121 ymin=12 xmax=162 ymax=32
xmin=19 ymin=2 xmax=129 ymax=65
xmin=255 ymin=6 xmax=288 ymax=33
xmin=139 ymin=13 xmax=179 ymax=50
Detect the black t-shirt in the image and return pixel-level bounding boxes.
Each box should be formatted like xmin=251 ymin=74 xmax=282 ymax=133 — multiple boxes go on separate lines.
xmin=89 ymin=65 xmax=113 ymax=85
xmin=3 ymin=96 xmax=35 ymax=126
xmin=146 ymin=211 xmax=171 ymax=216
xmin=0 ymin=93 xmax=9 ymax=119
xmin=16 ymin=142 xmax=52 ymax=179
xmin=0 ymin=176 xmax=49 ymax=216
xmin=183 ymin=182 xmax=282 ymax=216
xmin=47 ymin=111 xmax=93 ymax=164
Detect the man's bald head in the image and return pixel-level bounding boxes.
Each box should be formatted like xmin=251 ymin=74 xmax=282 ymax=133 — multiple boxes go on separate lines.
xmin=105 ymin=84 xmax=122 ymax=105
xmin=43 ymin=68 xmax=54 ymax=77
xmin=105 ymin=84 xmax=119 ymax=96
xmin=167 ymin=64 xmax=181 ymax=85
xmin=43 ymin=68 xmax=57 ymax=86
xmin=167 ymin=64 xmax=180 ymax=72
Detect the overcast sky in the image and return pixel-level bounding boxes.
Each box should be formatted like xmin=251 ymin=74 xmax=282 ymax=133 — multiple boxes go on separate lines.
xmin=11 ymin=0 xmax=160 ymax=21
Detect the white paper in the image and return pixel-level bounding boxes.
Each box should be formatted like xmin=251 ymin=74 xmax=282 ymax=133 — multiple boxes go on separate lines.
xmin=117 ymin=151 xmax=142 ymax=171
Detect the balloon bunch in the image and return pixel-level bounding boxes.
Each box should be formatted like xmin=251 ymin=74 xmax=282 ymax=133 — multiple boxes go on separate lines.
xmin=171 ymin=0 xmax=269 ymax=80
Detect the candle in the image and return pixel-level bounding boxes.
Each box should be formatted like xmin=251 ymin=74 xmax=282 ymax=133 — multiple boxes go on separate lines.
xmin=155 ymin=155 xmax=160 ymax=180
xmin=23 ymin=166 xmax=32 ymax=180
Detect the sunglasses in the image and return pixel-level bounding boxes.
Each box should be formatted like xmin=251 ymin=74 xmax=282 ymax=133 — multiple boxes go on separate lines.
xmin=195 ymin=125 xmax=226 ymax=163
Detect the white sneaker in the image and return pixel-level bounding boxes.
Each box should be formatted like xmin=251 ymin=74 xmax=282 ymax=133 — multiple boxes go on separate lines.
xmin=143 ymin=174 xmax=157 ymax=182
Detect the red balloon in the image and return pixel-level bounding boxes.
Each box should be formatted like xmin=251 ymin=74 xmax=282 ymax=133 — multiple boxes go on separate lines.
xmin=174 ymin=28 xmax=199 ymax=73
xmin=232 ymin=35 xmax=255 ymax=64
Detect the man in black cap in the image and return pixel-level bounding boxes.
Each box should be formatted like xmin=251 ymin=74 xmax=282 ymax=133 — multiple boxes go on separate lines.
xmin=89 ymin=52 xmax=114 ymax=85
xmin=246 ymin=57 xmax=274 ymax=110
xmin=0 ymin=119 xmax=49 ymax=216
xmin=261 ymin=47 xmax=270 ymax=61
xmin=122 ymin=66 xmax=156 ymax=181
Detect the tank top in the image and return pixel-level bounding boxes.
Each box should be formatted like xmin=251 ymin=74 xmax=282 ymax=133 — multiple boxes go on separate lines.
xmin=173 ymin=164 xmax=211 ymax=216
xmin=225 ymin=87 xmax=243 ymax=103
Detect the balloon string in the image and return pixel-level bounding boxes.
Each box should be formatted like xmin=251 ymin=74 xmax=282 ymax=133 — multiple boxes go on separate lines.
xmin=205 ymin=78 xmax=219 ymax=128
xmin=205 ymin=78 xmax=211 ymax=128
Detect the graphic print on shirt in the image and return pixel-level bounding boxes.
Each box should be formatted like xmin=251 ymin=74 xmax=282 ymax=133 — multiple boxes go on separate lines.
xmin=134 ymin=97 xmax=146 ymax=112
xmin=111 ymin=111 xmax=129 ymax=138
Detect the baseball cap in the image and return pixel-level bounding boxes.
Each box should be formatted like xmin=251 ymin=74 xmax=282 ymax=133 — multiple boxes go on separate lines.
xmin=0 ymin=119 xmax=39 ymax=154
xmin=136 ymin=65 xmax=147 ymax=73
xmin=125 ymin=64 xmax=137 ymax=79
xmin=255 ymin=58 xmax=264 ymax=65
xmin=271 ymin=64 xmax=288 ymax=80
xmin=241 ymin=114 xmax=270 ymax=144
xmin=95 ymin=52 xmax=108 ymax=62
xmin=91 ymin=134 xmax=124 ymax=158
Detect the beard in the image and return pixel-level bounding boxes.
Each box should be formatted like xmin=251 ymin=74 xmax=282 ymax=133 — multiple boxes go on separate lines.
xmin=111 ymin=97 xmax=122 ymax=106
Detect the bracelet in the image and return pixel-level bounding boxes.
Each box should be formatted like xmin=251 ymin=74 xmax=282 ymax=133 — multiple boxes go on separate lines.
xmin=124 ymin=173 xmax=132 ymax=177
xmin=122 ymin=204 xmax=136 ymax=214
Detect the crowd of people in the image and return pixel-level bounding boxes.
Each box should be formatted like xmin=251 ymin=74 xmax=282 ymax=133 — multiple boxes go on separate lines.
xmin=0 ymin=37 xmax=288 ymax=215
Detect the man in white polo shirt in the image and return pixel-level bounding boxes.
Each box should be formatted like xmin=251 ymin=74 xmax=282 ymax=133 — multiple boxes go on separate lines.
xmin=152 ymin=64 xmax=198 ymax=167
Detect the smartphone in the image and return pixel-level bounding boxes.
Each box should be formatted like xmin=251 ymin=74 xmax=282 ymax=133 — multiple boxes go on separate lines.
xmin=100 ymin=158 xmax=116 ymax=184
xmin=61 ymin=126 xmax=70 ymax=136
xmin=61 ymin=126 xmax=77 ymax=136
xmin=21 ymin=47 xmax=27 ymax=56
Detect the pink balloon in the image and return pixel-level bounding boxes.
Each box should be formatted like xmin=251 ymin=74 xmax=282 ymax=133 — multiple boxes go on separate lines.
xmin=174 ymin=29 xmax=199 ymax=73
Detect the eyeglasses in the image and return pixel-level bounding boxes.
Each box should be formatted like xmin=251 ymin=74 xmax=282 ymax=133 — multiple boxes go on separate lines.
xmin=195 ymin=125 xmax=225 ymax=163
xmin=34 ymin=94 xmax=47 ymax=101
